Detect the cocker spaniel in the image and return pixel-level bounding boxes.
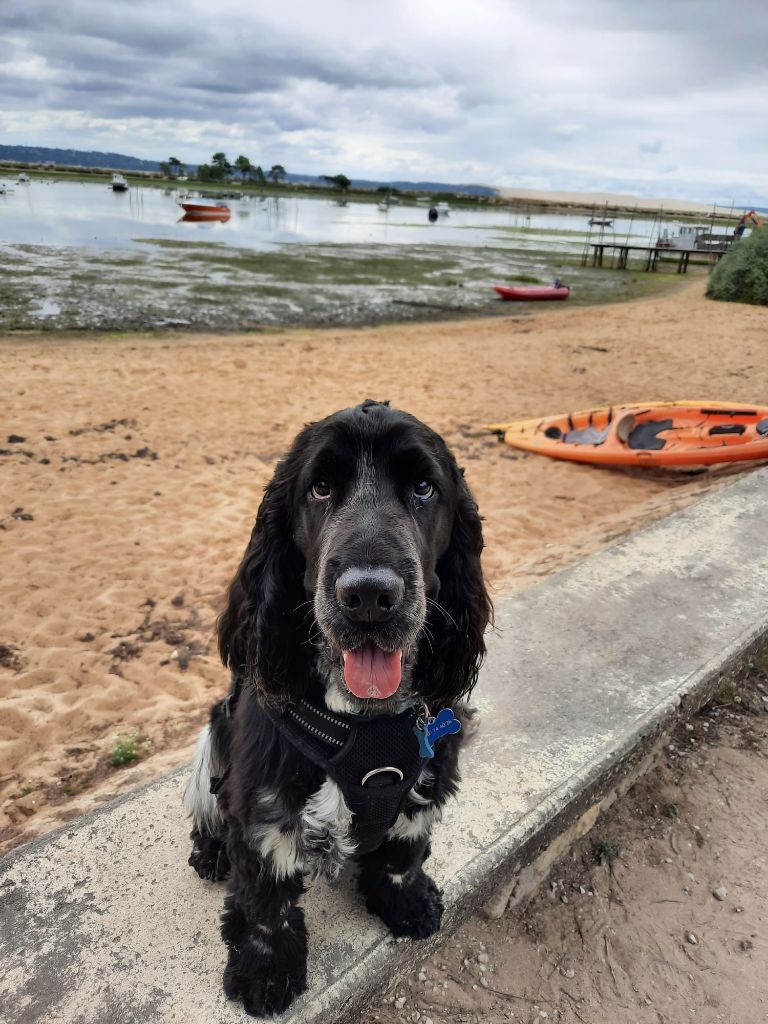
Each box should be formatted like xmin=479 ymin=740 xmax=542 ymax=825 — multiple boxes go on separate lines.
xmin=184 ymin=399 xmax=491 ymax=1017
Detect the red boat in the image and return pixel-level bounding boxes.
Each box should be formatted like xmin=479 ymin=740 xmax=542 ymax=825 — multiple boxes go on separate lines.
xmin=494 ymin=284 xmax=570 ymax=301
xmin=181 ymin=200 xmax=230 ymax=214
xmin=181 ymin=210 xmax=231 ymax=223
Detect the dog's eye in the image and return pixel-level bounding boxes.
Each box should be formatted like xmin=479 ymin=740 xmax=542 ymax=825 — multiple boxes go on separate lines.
xmin=413 ymin=480 xmax=434 ymax=500
xmin=310 ymin=480 xmax=332 ymax=501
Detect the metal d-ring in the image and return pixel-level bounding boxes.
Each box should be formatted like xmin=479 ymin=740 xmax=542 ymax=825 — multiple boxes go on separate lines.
xmin=361 ymin=766 xmax=404 ymax=786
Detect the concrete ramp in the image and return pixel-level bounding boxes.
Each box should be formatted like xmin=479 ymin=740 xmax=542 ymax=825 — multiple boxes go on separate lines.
xmin=3 ymin=468 xmax=768 ymax=1023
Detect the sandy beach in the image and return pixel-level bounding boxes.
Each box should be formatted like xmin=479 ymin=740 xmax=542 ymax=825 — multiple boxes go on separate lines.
xmin=2 ymin=279 xmax=767 ymax=851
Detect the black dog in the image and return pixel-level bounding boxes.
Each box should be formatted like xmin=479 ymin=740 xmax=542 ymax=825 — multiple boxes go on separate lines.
xmin=184 ymin=400 xmax=491 ymax=1016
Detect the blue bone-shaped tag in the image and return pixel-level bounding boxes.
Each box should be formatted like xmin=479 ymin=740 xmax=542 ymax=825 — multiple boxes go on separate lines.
xmin=413 ymin=708 xmax=462 ymax=758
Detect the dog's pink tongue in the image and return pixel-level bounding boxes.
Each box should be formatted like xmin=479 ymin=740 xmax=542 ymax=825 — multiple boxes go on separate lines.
xmin=342 ymin=645 xmax=402 ymax=699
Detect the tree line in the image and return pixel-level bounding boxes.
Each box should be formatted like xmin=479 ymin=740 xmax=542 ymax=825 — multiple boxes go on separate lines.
xmin=158 ymin=154 xmax=352 ymax=191
xmin=159 ymin=154 xmax=287 ymax=184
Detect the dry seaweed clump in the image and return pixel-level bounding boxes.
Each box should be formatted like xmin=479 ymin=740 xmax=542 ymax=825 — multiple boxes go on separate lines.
xmin=706 ymin=227 xmax=768 ymax=306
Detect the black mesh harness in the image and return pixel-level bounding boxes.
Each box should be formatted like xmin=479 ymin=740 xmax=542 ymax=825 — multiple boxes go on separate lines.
xmin=269 ymin=701 xmax=429 ymax=855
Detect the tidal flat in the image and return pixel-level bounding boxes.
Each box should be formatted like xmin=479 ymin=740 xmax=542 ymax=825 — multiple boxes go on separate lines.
xmin=0 ymin=240 xmax=684 ymax=332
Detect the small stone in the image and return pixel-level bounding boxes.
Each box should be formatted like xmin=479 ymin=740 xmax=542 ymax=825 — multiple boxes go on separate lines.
xmin=684 ymin=723 xmax=694 ymax=731
xmin=423 ymin=1019 xmax=433 ymax=1024
xmin=561 ymin=895 xmax=568 ymax=904
xmin=477 ymin=952 xmax=489 ymax=964
xmin=712 ymin=886 xmax=728 ymax=901
xmin=686 ymin=932 xmax=698 ymax=945
xmin=480 ymin=977 xmax=488 ymax=988
xmin=394 ymin=997 xmax=406 ymax=1010
xmin=472 ymin=984 xmax=478 ymax=990
xmin=565 ymin=968 xmax=575 ymax=979
xmin=734 ymin=907 xmax=744 ymax=914
xmin=417 ymin=972 xmax=426 ymax=982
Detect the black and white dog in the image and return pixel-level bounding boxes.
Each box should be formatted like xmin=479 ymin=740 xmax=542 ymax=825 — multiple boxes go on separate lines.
xmin=184 ymin=400 xmax=491 ymax=1016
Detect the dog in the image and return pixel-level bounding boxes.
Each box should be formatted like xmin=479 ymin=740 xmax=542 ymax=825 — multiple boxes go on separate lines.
xmin=184 ymin=400 xmax=491 ymax=1016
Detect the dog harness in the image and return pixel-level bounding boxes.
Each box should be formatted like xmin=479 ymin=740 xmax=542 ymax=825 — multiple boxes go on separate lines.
xmin=270 ymin=701 xmax=429 ymax=855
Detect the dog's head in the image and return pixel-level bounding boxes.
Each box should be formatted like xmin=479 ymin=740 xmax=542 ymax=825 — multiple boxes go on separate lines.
xmin=219 ymin=400 xmax=491 ymax=713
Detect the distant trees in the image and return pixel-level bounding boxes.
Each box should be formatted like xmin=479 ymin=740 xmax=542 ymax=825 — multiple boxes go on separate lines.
xmin=160 ymin=156 xmax=185 ymax=178
xmin=321 ymin=174 xmax=351 ymax=191
xmin=234 ymin=155 xmax=252 ymax=180
xmin=212 ymin=152 xmax=231 ymax=177
xmin=192 ymin=152 xmax=288 ymax=186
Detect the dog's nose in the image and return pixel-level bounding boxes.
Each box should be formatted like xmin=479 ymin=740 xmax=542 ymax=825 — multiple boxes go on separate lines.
xmin=335 ymin=567 xmax=405 ymax=622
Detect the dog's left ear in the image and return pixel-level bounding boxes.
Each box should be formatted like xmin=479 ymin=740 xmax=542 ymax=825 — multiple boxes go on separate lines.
xmin=418 ymin=466 xmax=492 ymax=705
xmin=218 ymin=458 xmax=311 ymax=708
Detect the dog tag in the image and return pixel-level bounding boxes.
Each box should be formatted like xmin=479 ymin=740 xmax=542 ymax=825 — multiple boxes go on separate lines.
xmin=413 ymin=708 xmax=462 ymax=759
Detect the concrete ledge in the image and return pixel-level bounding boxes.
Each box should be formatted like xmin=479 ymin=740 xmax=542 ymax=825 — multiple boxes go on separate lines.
xmin=3 ymin=468 xmax=768 ymax=1023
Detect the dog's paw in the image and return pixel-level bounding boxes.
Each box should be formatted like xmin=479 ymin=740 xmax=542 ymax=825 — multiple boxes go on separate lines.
xmin=221 ymin=906 xmax=308 ymax=1017
xmin=365 ymin=869 xmax=444 ymax=939
xmin=188 ymin=830 xmax=230 ymax=881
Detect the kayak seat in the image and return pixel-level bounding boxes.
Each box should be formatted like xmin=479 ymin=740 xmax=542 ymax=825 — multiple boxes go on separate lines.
xmin=562 ymin=425 xmax=610 ymax=446
xmin=616 ymin=413 xmax=635 ymax=444
xmin=627 ymin=418 xmax=673 ymax=451
xmin=757 ymin=418 xmax=768 ymax=436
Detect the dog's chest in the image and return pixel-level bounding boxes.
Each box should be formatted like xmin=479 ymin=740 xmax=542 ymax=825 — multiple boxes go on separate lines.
xmin=300 ymin=777 xmax=356 ymax=881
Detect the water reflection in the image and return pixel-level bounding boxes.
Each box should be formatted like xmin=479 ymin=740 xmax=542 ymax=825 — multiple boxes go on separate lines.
xmin=0 ymin=177 xmax=670 ymax=254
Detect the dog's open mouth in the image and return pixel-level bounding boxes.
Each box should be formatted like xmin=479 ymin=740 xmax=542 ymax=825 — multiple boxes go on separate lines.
xmin=341 ymin=643 xmax=403 ymax=700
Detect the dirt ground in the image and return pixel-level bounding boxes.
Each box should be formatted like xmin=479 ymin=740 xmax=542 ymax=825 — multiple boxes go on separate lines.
xmin=2 ymin=279 xmax=767 ymax=852
xmin=364 ymin=669 xmax=768 ymax=1024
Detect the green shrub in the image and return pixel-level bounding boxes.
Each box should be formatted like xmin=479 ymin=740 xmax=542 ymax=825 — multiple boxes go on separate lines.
xmin=109 ymin=731 xmax=150 ymax=767
xmin=706 ymin=227 xmax=768 ymax=306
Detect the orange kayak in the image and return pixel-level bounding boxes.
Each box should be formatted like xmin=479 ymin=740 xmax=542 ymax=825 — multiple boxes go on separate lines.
xmin=487 ymin=402 xmax=768 ymax=467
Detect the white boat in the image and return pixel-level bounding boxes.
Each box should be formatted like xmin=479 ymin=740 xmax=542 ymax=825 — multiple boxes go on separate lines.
xmin=17 ymin=173 xmax=30 ymax=184
xmin=111 ymin=174 xmax=128 ymax=192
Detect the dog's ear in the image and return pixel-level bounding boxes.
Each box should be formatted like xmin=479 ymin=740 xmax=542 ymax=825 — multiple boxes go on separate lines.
xmin=418 ymin=466 xmax=492 ymax=706
xmin=218 ymin=459 xmax=310 ymax=708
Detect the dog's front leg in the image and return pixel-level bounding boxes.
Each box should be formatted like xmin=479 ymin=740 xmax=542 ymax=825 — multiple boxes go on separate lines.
xmin=357 ymin=828 xmax=444 ymax=939
xmin=221 ymin=825 xmax=307 ymax=1017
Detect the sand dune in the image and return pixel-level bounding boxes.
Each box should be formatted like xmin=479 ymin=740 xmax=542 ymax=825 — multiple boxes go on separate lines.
xmin=2 ymin=279 xmax=767 ymax=851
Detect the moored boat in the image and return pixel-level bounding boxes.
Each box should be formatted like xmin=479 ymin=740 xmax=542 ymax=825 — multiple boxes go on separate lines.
xmin=494 ymin=283 xmax=570 ymax=301
xmin=181 ymin=200 xmax=230 ymax=214
xmin=486 ymin=401 xmax=768 ymax=468
xmin=111 ymin=174 xmax=128 ymax=192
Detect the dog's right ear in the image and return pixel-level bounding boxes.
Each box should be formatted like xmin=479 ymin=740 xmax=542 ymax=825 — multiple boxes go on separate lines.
xmin=218 ymin=461 xmax=310 ymax=707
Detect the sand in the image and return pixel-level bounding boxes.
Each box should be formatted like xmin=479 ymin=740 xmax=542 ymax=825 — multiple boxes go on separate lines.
xmin=496 ymin=187 xmax=725 ymax=216
xmin=365 ymin=674 xmax=768 ymax=1024
xmin=2 ymin=279 xmax=767 ymax=851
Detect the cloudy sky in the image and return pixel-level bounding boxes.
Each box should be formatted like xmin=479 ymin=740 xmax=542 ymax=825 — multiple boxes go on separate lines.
xmin=2 ymin=0 xmax=767 ymax=203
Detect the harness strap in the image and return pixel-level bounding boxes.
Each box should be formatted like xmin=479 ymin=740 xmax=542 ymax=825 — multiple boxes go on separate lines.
xmin=271 ymin=701 xmax=428 ymax=855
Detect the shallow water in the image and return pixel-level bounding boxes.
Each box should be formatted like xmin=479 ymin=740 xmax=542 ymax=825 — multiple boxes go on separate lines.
xmin=0 ymin=178 xmax=668 ymax=254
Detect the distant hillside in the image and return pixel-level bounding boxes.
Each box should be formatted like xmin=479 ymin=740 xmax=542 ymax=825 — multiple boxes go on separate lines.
xmin=0 ymin=146 xmax=160 ymax=171
xmin=286 ymin=173 xmax=496 ymax=197
xmin=0 ymin=145 xmax=495 ymax=196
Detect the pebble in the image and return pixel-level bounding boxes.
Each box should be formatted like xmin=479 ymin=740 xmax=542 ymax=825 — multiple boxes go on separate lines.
xmin=417 ymin=971 xmax=427 ymax=982
xmin=477 ymin=952 xmax=489 ymax=964
xmin=480 ymin=977 xmax=489 ymax=988
xmin=712 ymin=886 xmax=728 ymax=901
xmin=394 ymin=997 xmax=406 ymax=1010
xmin=686 ymin=932 xmax=698 ymax=945
xmin=565 ymin=968 xmax=576 ymax=979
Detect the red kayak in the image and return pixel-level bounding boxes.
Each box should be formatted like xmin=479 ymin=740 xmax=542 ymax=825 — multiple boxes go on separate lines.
xmin=494 ymin=284 xmax=570 ymax=301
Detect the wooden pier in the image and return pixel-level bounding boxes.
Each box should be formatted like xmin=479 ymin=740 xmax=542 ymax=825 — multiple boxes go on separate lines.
xmin=583 ymin=241 xmax=729 ymax=274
